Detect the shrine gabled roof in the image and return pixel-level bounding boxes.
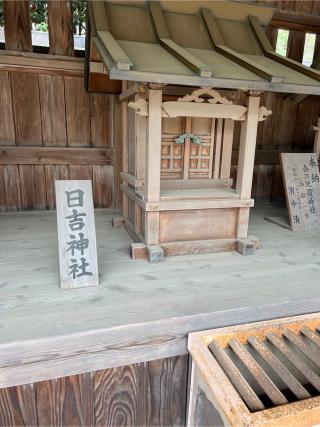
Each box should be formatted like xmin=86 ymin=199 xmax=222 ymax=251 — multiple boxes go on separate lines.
xmin=88 ymin=0 xmax=320 ymax=95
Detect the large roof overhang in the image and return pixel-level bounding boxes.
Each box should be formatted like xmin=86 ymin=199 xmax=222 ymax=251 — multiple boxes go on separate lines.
xmin=87 ymin=0 xmax=320 ymax=95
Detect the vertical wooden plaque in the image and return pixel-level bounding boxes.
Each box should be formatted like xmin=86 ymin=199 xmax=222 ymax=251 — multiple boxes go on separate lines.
xmin=280 ymin=153 xmax=320 ymax=231
xmin=55 ymin=180 xmax=99 ymax=289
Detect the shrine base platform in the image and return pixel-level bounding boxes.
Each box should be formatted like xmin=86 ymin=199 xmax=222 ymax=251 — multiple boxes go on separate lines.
xmin=1 ymin=202 xmax=320 ymax=388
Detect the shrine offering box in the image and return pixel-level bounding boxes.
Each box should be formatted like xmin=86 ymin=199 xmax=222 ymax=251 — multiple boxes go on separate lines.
xmin=187 ymin=313 xmax=320 ymax=427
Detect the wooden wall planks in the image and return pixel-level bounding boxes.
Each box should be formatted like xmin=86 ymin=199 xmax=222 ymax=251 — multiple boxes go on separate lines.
xmin=65 ymin=77 xmax=91 ymax=147
xmin=39 ymin=75 xmax=68 ymax=146
xmin=10 ymin=72 xmax=42 ymax=146
xmin=0 ymin=356 xmax=188 ymax=427
xmin=0 ymin=385 xmax=37 ymax=426
xmin=250 ymin=0 xmax=320 ymax=201
xmin=0 ymin=72 xmax=15 ymax=145
xmin=0 ymin=69 xmax=115 ymax=211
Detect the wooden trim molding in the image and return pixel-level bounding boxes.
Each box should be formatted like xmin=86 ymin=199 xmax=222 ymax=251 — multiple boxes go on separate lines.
xmin=0 ymin=51 xmax=84 ymax=76
xmin=128 ymin=88 xmax=271 ymax=121
xmin=270 ymin=9 xmax=320 ymax=34
xmin=0 ymin=146 xmax=114 ymax=165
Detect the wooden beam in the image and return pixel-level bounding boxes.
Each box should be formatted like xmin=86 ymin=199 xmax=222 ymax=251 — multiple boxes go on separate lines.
xmin=159 ymin=39 xmax=212 ymax=78
xmin=0 ymin=51 xmax=84 ymax=77
xmin=248 ymin=15 xmax=274 ymax=52
xmin=3 ymin=0 xmax=32 ymax=52
xmin=48 ymin=0 xmax=74 ymax=56
xmin=149 ymin=2 xmax=212 ymax=77
xmin=201 ymin=9 xmax=281 ymax=83
xmin=121 ymin=172 xmax=144 ymax=189
xmin=0 ymin=147 xmax=113 ymax=165
xmin=110 ymin=67 xmax=320 ymax=95
xmin=119 ymin=83 xmax=147 ymax=102
xmin=249 ymin=15 xmax=320 ymax=82
xmin=91 ymin=1 xmax=133 ymax=71
xmin=97 ymin=31 xmax=133 ymax=71
xmin=160 ymin=178 xmax=232 ymax=190
xmin=144 ymin=199 xmax=254 ymax=212
xmin=270 ymin=9 xmax=320 ymax=34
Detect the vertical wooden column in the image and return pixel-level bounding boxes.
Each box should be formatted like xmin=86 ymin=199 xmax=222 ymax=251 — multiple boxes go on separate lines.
xmin=134 ymin=92 xmax=147 ymax=234
xmin=145 ymin=88 xmax=162 ymax=245
xmin=3 ymin=0 xmax=32 ymax=52
xmin=313 ymin=118 xmax=320 ymax=159
xmin=236 ymin=94 xmax=260 ymax=239
xmin=121 ymin=81 xmax=129 ymax=219
xmin=114 ymin=96 xmax=122 ymax=212
xmin=48 ymin=1 xmax=74 ymax=56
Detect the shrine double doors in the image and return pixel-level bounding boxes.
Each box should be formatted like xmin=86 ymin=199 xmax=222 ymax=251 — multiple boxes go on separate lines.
xmin=160 ymin=116 xmax=235 ymax=182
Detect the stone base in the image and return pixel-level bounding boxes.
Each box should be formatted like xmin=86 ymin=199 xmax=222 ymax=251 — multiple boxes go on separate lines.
xmin=237 ymin=238 xmax=256 ymax=256
xmin=147 ymin=245 xmax=164 ymax=263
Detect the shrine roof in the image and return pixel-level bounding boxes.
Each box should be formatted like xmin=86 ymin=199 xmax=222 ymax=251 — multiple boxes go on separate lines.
xmin=88 ymin=1 xmax=320 ymax=95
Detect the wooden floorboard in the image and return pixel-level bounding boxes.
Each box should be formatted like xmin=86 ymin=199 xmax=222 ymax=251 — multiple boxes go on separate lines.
xmin=1 ymin=203 xmax=320 ymax=387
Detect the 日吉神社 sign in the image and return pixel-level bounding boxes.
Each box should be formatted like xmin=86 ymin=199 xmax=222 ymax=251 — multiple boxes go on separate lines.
xmin=280 ymin=153 xmax=320 ymax=231
xmin=55 ymin=180 xmax=99 ymax=289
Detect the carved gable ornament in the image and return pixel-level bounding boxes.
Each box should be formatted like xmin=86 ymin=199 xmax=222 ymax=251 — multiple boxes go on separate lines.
xmin=128 ymin=87 xmax=271 ymax=122
xmin=177 ymin=87 xmax=233 ymax=104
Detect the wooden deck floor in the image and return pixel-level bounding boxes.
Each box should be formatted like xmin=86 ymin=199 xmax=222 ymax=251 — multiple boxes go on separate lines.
xmin=1 ymin=202 xmax=320 ymax=387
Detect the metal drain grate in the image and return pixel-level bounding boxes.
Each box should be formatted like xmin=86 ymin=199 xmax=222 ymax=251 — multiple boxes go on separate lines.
xmin=208 ymin=325 xmax=320 ymax=412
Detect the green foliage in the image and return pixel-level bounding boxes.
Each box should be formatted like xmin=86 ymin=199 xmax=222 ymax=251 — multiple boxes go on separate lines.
xmin=29 ymin=0 xmax=86 ymax=35
xmin=72 ymin=0 xmax=87 ymax=35
xmin=30 ymin=0 xmax=48 ymax=29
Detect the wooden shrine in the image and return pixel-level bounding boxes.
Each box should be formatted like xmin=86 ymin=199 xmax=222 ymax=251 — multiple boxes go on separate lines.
xmin=120 ymin=85 xmax=271 ymax=259
xmin=87 ymin=0 xmax=320 ymax=260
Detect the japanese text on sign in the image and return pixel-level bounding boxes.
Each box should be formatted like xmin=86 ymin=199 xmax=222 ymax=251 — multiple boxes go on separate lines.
xmin=281 ymin=153 xmax=320 ymax=231
xmin=55 ymin=181 xmax=99 ymax=289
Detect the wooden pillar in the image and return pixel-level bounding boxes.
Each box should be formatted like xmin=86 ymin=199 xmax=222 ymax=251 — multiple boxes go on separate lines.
xmin=3 ymin=0 xmax=32 ymax=52
xmin=145 ymin=88 xmax=162 ymax=245
xmin=236 ymin=94 xmax=260 ymax=239
xmin=121 ymin=81 xmax=129 ymax=218
xmin=114 ymin=95 xmax=122 ymax=212
xmin=313 ymin=118 xmax=320 ymax=158
xmin=48 ymin=1 xmax=74 ymax=56
xmin=236 ymin=94 xmax=260 ymax=200
xmin=135 ymin=92 xmax=147 ymax=233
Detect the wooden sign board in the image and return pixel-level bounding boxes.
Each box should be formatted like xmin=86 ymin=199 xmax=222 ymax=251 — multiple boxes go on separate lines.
xmin=280 ymin=153 xmax=320 ymax=231
xmin=55 ymin=180 xmax=99 ymax=289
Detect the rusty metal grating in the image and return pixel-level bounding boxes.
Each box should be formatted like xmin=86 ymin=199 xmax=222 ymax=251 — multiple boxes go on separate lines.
xmin=208 ymin=325 xmax=320 ymax=413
